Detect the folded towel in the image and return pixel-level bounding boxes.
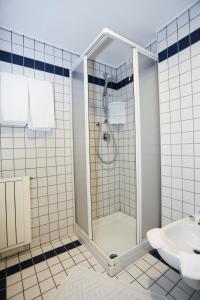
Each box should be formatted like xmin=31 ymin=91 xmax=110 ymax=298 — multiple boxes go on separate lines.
xmin=28 ymin=78 xmax=55 ymax=130
xmin=0 ymin=72 xmax=29 ymax=126
xmin=147 ymin=228 xmax=173 ymax=250
xmin=179 ymin=251 xmax=200 ymax=280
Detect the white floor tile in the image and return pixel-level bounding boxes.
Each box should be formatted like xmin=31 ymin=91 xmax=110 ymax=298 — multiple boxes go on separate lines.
xmin=154 ymin=261 xmax=169 ymax=273
xmin=146 ymin=266 xmax=162 ymax=281
xmin=42 ymin=287 xmax=57 ymax=300
xmin=149 ymin=282 xmax=166 ymax=297
xmin=136 ymin=259 xmax=151 ymax=272
xmin=19 ymin=252 xmax=32 ymax=263
xmin=60 ymin=237 xmax=71 ymax=245
xmin=137 ymin=273 xmax=154 ymax=289
xmin=7 ymin=281 xmax=23 ymax=298
xmin=143 ymin=254 xmax=158 ymax=265
xmin=39 ymin=277 xmax=55 ymax=294
xmin=37 ymin=268 xmax=51 ymax=282
xmin=23 ymin=274 xmax=38 ymax=290
xmin=57 ymin=252 xmax=70 ymax=262
xmin=177 ymin=279 xmax=195 ymax=295
xmin=51 ymin=240 xmax=63 ymax=249
xmin=24 ymin=284 xmax=41 ymax=300
xmin=7 ymin=256 xmax=20 ymax=268
xmin=169 ymin=285 xmax=191 ymax=300
xmin=50 ymin=263 xmax=64 ymax=275
xmin=68 ymin=248 xmax=80 ymax=256
xmin=164 ymin=269 xmax=180 ymax=284
xmin=157 ymin=275 xmax=175 ymax=292
xmin=72 ymin=253 xmax=85 ymax=264
xmin=130 ymin=280 xmax=145 ymax=290
xmin=53 ymin=271 xmax=67 ymax=286
xmin=127 ymin=264 xmax=143 ymax=278
xmin=31 ymin=247 xmax=43 ymax=257
xmin=82 ymin=250 xmax=92 ymax=259
xmin=21 ymin=266 xmax=35 ymax=280
xmin=61 ymin=258 xmax=75 ymax=270
xmin=34 ymin=261 xmax=48 ymax=273
xmin=117 ymin=271 xmax=134 ymax=284
xmin=4 ymin=236 xmax=194 ymax=300
xmin=88 ymin=256 xmax=98 ymax=266
xmin=166 ymin=294 xmax=175 ymax=300
xmin=41 ymin=244 xmax=53 ymax=253
xmin=9 ymin=292 xmax=24 ymax=300
xmin=7 ymin=273 xmax=21 ymax=287
xmin=46 ymin=256 xmax=60 ymax=267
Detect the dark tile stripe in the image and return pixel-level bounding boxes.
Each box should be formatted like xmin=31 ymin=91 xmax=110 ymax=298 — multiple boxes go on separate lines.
xmin=0 ymin=50 xmax=133 ymax=90
xmin=0 ymin=289 xmax=6 ymax=300
xmin=0 ymin=50 xmax=69 ymax=77
xmin=158 ymin=27 xmax=200 ymax=63
xmin=0 ymin=278 xmax=5 ymax=290
xmin=0 ymin=239 xmax=81 ymax=278
xmin=88 ymin=74 xmax=133 ymax=90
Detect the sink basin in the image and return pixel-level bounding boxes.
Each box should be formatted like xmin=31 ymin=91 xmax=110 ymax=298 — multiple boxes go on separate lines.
xmin=147 ymin=217 xmax=200 ymax=290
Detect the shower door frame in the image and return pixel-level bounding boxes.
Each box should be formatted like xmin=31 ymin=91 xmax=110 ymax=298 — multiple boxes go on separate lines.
xmin=70 ymin=55 xmax=93 ymax=240
xmin=133 ymin=48 xmax=161 ymax=244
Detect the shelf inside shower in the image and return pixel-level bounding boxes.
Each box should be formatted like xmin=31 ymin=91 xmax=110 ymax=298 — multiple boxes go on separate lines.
xmin=92 ymin=212 xmax=136 ymax=257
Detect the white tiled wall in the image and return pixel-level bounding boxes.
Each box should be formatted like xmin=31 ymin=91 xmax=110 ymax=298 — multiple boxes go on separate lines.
xmin=117 ymin=62 xmax=136 ymax=217
xmin=88 ymin=60 xmax=120 ymax=219
xmin=0 ymin=27 xmax=78 ymax=248
xmin=148 ymin=2 xmax=200 ymax=225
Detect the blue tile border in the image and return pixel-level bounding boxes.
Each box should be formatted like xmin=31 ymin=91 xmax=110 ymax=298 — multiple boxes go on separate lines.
xmin=88 ymin=74 xmax=133 ymax=90
xmin=0 ymin=50 xmax=133 ymax=90
xmin=0 ymin=239 xmax=81 ymax=299
xmin=0 ymin=50 xmax=69 ymax=77
xmin=158 ymin=27 xmax=200 ymax=63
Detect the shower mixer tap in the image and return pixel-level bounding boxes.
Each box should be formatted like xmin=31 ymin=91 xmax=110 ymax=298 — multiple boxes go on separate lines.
xmin=103 ymin=132 xmax=111 ymax=142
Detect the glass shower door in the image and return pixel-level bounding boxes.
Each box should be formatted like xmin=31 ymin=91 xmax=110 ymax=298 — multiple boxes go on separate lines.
xmin=71 ymin=56 xmax=92 ymax=239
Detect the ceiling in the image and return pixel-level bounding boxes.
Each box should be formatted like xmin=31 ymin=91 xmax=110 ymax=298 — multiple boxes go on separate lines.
xmin=0 ymin=0 xmax=196 ymax=67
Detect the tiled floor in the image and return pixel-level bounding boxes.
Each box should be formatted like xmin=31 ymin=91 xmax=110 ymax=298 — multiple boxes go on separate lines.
xmin=0 ymin=234 xmax=200 ymax=300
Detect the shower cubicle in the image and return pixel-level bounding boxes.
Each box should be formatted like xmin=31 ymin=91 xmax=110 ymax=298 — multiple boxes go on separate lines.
xmin=71 ymin=28 xmax=161 ymax=275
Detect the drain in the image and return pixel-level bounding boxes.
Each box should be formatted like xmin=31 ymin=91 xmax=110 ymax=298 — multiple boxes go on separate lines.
xmin=109 ymin=254 xmax=118 ymax=259
xmin=193 ymin=249 xmax=200 ymax=254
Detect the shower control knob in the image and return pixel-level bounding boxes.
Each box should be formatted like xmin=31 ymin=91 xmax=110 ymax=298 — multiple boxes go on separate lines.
xmin=103 ymin=132 xmax=111 ymax=142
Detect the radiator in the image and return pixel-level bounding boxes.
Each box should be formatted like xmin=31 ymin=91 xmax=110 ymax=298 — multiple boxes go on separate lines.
xmin=0 ymin=176 xmax=31 ymax=253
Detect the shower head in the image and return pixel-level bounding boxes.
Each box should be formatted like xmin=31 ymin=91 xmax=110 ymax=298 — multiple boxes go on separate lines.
xmin=102 ymin=72 xmax=115 ymax=110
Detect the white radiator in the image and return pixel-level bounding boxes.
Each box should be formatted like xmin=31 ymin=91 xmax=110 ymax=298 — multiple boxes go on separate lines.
xmin=0 ymin=176 xmax=31 ymax=253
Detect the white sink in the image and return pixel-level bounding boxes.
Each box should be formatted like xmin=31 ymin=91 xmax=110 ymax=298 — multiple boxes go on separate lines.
xmin=147 ymin=217 xmax=200 ymax=290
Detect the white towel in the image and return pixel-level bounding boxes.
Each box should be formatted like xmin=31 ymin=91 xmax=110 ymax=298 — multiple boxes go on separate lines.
xmin=179 ymin=251 xmax=200 ymax=280
xmin=28 ymin=78 xmax=55 ymax=130
xmin=0 ymin=72 xmax=29 ymax=126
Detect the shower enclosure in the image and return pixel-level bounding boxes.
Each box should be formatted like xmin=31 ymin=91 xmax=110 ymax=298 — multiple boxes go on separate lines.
xmin=71 ymin=28 xmax=160 ymax=275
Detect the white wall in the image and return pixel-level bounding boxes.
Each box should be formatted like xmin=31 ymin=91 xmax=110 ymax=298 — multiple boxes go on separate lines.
xmin=0 ymin=27 xmax=78 ymax=248
xmin=149 ymin=1 xmax=200 ymax=225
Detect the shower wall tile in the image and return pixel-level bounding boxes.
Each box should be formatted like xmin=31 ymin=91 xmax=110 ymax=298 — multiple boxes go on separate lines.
xmin=151 ymin=2 xmax=200 ymax=225
xmin=0 ymin=27 xmax=78 ymax=248
xmin=88 ymin=60 xmax=120 ymax=219
xmin=117 ymin=62 xmax=136 ymax=217
xmin=88 ymin=59 xmax=136 ymax=219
